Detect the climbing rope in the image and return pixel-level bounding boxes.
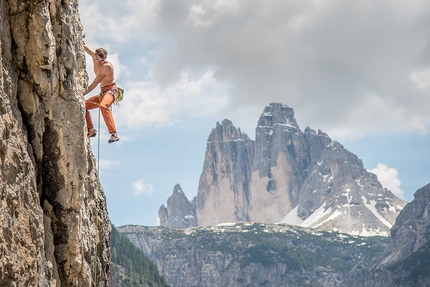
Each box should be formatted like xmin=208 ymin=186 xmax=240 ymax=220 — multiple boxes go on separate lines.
xmin=88 ymin=97 xmax=115 ymax=286
xmin=93 ymin=104 xmax=101 ymax=287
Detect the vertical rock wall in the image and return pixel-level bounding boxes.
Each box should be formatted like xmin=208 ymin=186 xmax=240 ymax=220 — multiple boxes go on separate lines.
xmin=1 ymin=0 xmax=110 ymax=286
xmin=196 ymin=119 xmax=255 ymax=226
xmin=248 ymin=104 xmax=311 ymax=222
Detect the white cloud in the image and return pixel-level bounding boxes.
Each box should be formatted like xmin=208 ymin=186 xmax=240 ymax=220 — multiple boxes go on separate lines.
xmin=133 ymin=179 xmax=154 ymax=195
xmin=368 ymin=163 xmax=404 ymax=199
xmin=80 ymin=0 xmax=430 ymax=139
xmin=107 ymin=53 xmax=128 ymax=81
xmin=99 ymin=159 xmax=121 ymax=170
xmin=186 ymin=5 xmax=209 ymax=28
xmin=80 ymin=0 xmax=163 ymax=42
xmin=411 ymin=68 xmax=430 ymax=91
xmin=115 ymin=68 xmax=229 ymax=129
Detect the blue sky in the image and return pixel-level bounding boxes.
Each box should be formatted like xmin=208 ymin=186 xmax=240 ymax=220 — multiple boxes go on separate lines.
xmin=79 ymin=0 xmax=430 ymax=226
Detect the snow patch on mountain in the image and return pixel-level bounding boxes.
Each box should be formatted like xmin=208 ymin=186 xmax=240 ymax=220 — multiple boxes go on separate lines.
xmin=361 ymin=196 xmax=392 ymax=228
xmin=301 ymin=202 xmax=328 ymax=227
xmin=280 ymin=206 xmax=304 ymax=225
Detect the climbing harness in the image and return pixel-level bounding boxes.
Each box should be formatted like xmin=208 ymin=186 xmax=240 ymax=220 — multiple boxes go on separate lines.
xmin=100 ymin=84 xmax=116 ymax=96
xmin=102 ymin=85 xmax=124 ymax=106
xmin=88 ymin=83 xmax=124 ymax=108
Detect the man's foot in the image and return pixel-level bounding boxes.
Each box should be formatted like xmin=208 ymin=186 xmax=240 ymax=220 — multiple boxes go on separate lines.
xmin=87 ymin=129 xmax=97 ymax=138
xmin=108 ymin=133 xmax=119 ymax=143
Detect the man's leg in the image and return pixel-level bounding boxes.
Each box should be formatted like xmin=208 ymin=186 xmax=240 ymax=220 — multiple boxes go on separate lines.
xmin=85 ymin=95 xmax=101 ymax=133
xmin=99 ymin=92 xmax=117 ymax=134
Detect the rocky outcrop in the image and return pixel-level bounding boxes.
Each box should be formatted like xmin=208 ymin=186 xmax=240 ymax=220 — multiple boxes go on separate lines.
xmin=118 ymin=223 xmax=388 ymax=287
xmin=292 ymin=140 xmax=406 ymax=236
xmin=348 ymin=183 xmax=430 ymax=286
xmin=160 ymin=103 xmax=406 ymax=235
xmin=1 ymin=0 xmax=110 ymax=286
xmin=159 ymin=184 xmax=197 ymax=228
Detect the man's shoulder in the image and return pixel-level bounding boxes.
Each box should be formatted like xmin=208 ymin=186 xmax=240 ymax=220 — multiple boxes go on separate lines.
xmin=101 ymin=61 xmax=114 ymax=70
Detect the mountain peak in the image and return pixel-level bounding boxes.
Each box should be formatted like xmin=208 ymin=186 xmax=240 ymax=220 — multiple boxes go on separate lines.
xmin=159 ymin=184 xmax=197 ymax=228
xmin=208 ymin=119 xmax=248 ymax=143
xmin=160 ymin=103 xmax=406 ymax=236
xmin=257 ymin=103 xmax=300 ymax=132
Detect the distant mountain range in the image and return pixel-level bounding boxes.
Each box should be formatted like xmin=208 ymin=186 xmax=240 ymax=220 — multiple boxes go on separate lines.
xmin=118 ymin=223 xmax=388 ymax=287
xmin=159 ymin=103 xmax=406 ymax=236
xmin=119 ymin=103 xmax=430 ymax=286
xmin=120 ymin=182 xmax=430 ymax=287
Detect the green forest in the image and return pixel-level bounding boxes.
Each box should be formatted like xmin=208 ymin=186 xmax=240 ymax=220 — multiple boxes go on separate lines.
xmin=110 ymin=224 xmax=170 ymax=287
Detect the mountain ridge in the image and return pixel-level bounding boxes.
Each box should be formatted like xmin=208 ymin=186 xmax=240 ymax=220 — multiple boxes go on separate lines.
xmin=159 ymin=103 xmax=406 ymax=236
xmin=122 ymin=181 xmax=430 ymax=287
xmin=118 ymin=222 xmax=388 ymax=287
xmin=348 ymin=182 xmax=430 ymax=286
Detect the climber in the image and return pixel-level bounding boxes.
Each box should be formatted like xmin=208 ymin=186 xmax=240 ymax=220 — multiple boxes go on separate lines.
xmin=82 ymin=41 xmax=119 ymax=143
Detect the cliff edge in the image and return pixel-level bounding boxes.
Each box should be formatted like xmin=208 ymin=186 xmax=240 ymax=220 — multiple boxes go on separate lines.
xmin=1 ymin=0 xmax=110 ymax=286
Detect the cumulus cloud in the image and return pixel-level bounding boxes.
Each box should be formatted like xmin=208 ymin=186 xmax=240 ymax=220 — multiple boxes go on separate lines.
xmin=115 ymin=69 xmax=229 ymax=129
xmin=99 ymin=159 xmax=121 ymax=171
xmin=411 ymin=68 xmax=430 ymax=91
xmin=80 ymin=0 xmax=430 ymax=139
xmin=133 ymin=179 xmax=154 ymax=195
xmin=369 ymin=163 xmax=404 ymax=199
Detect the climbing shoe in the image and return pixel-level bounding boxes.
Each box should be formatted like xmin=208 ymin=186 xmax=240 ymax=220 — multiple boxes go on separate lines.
xmin=108 ymin=133 xmax=119 ymax=143
xmin=87 ymin=129 xmax=97 ymax=138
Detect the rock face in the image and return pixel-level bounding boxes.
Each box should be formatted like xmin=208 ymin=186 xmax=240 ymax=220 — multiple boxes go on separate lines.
xmin=160 ymin=103 xmax=406 ymax=236
xmin=196 ymin=119 xmax=255 ymax=225
xmin=292 ymin=140 xmax=405 ymax=236
xmin=119 ymin=223 xmax=388 ymax=287
xmin=1 ymin=1 xmax=110 ymax=286
xmin=248 ymin=104 xmax=310 ymax=222
xmin=348 ymin=183 xmax=430 ymax=286
xmin=159 ymin=184 xmax=197 ymax=228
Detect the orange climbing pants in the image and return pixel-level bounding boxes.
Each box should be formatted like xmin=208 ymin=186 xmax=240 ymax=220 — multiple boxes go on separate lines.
xmin=85 ymin=89 xmax=117 ymax=134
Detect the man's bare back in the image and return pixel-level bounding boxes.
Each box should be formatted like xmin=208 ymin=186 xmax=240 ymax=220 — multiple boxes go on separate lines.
xmin=92 ymin=59 xmax=114 ymax=87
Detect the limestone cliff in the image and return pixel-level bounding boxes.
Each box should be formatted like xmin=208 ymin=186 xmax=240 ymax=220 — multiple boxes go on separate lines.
xmin=1 ymin=0 xmax=110 ymax=286
xmin=196 ymin=119 xmax=255 ymax=225
xmin=348 ymin=182 xmax=430 ymax=286
xmin=160 ymin=103 xmax=406 ymax=236
xmin=119 ymin=223 xmax=388 ymax=287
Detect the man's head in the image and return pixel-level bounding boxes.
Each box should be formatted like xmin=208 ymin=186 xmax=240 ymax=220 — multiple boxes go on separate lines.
xmin=95 ymin=48 xmax=107 ymax=60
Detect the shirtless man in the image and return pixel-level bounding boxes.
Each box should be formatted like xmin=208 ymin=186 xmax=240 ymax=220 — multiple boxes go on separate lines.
xmin=83 ymin=42 xmax=119 ymax=143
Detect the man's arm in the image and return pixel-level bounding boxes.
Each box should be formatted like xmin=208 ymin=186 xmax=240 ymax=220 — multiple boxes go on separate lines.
xmin=83 ymin=41 xmax=96 ymax=58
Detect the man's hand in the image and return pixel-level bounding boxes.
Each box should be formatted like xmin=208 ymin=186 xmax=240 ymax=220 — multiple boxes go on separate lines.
xmin=83 ymin=44 xmax=95 ymax=57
